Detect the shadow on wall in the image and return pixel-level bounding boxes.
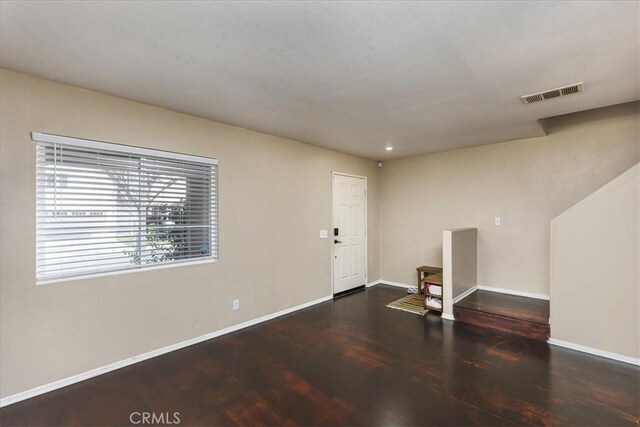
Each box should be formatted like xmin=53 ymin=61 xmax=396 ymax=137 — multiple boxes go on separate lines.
xmin=443 ymin=227 xmax=478 ymax=317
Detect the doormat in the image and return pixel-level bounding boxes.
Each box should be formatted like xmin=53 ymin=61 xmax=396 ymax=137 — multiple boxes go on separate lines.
xmin=386 ymin=293 xmax=429 ymax=316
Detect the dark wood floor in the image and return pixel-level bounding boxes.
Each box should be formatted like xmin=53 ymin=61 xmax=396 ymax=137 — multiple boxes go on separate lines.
xmin=1 ymin=285 xmax=638 ymax=426
xmin=454 ymin=290 xmax=550 ymax=324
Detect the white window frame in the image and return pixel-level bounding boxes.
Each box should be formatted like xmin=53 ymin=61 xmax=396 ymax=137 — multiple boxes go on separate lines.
xmin=32 ymin=132 xmax=218 ymax=285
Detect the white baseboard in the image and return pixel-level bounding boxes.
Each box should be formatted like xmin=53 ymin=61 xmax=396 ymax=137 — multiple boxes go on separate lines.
xmin=377 ymin=280 xmax=413 ymax=289
xmin=477 ymin=285 xmax=549 ymax=300
xmin=441 ymin=313 xmax=455 ymax=321
xmin=0 ymin=294 xmax=333 ymax=408
xmin=453 ymin=286 xmax=478 ymax=303
xmin=370 ymin=282 xmax=549 ymax=300
xmin=548 ymin=338 xmax=640 ymax=366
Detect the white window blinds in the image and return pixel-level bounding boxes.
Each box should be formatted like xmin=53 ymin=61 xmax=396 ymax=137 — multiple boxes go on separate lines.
xmin=33 ymin=133 xmax=218 ymax=282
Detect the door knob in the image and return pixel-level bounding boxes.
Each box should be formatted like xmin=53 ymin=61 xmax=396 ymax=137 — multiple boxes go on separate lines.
xmin=334 ymin=239 xmax=342 ymax=244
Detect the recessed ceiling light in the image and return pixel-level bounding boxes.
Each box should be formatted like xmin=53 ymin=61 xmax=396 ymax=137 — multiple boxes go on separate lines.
xmin=385 ymin=146 xmax=394 ymax=151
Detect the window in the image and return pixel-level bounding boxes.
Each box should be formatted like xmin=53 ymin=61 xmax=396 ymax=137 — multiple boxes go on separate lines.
xmin=33 ymin=132 xmax=218 ymax=282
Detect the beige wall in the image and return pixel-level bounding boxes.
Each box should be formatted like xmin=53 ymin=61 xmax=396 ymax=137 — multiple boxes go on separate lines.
xmin=380 ymin=102 xmax=639 ymax=296
xmin=1 ymin=68 xmax=639 ymax=400
xmin=550 ymin=164 xmax=639 ymax=359
xmin=0 ymin=69 xmax=380 ymax=398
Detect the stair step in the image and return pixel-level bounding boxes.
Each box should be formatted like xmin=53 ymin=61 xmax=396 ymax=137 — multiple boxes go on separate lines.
xmin=453 ymin=290 xmax=550 ymax=341
xmin=454 ymin=306 xmax=550 ymax=341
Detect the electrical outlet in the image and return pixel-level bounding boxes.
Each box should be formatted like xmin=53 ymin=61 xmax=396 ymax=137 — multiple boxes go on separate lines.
xmin=494 ymin=217 xmax=501 ymax=226
xmin=233 ymin=299 xmax=239 ymax=310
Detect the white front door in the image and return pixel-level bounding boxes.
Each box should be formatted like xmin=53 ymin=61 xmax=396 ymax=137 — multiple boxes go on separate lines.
xmin=332 ymin=173 xmax=367 ymax=294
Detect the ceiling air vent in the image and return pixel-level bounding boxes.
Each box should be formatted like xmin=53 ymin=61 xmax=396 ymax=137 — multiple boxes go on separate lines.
xmin=520 ymin=82 xmax=583 ymax=104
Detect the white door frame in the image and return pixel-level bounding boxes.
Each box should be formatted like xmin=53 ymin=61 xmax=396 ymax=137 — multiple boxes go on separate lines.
xmin=331 ymin=171 xmax=368 ymax=294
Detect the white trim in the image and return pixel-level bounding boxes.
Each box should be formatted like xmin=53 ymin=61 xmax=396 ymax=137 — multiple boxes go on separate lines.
xmin=31 ymin=132 xmax=218 ymax=165
xmin=441 ymin=313 xmax=455 ymax=321
xmin=366 ymin=279 xmax=382 ymax=287
xmin=0 ymin=294 xmax=333 ymax=408
xmin=37 ymin=258 xmax=217 ymax=286
xmin=477 ymin=285 xmax=549 ymax=300
xmin=453 ymin=285 xmax=478 ymax=303
xmin=548 ymin=338 xmax=640 ymax=366
xmin=378 ymin=280 xmax=413 ymax=289
xmin=331 ymin=171 xmax=368 ymax=180
xmin=442 ymin=230 xmax=454 ymax=320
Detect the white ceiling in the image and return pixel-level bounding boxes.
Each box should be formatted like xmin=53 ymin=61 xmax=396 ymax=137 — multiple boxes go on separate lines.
xmin=1 ymin=1 xmax=638 ymax=159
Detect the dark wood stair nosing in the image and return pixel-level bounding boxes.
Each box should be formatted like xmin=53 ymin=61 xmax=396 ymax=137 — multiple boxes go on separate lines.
xmin=453 ymin=305 xmax=550 ymax=341
xmin=453 ymin=303 xmax=549 ymax=326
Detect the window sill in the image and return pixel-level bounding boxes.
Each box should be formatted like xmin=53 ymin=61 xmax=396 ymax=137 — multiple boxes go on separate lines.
xmin=36 ymin=258 xmax=218 ymax=286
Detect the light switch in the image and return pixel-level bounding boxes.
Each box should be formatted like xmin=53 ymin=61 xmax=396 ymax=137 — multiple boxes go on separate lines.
xmin=319 ymin=230 xmax=329 ymax=239
xmin=494 ymin=217 xmax=501 ymax=226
